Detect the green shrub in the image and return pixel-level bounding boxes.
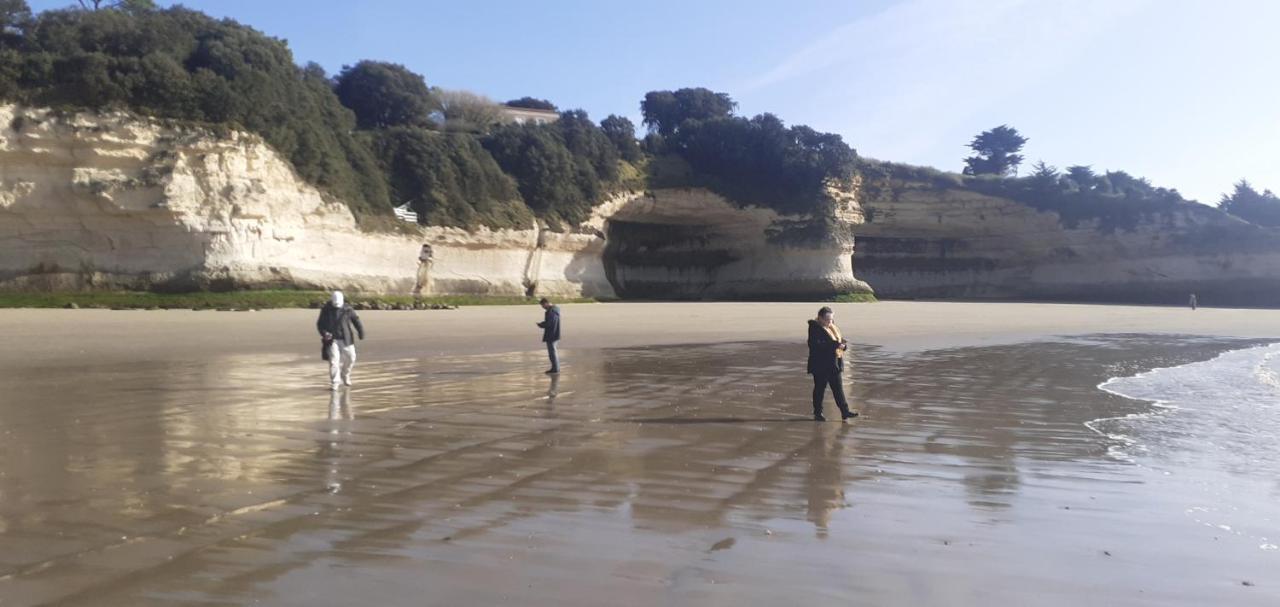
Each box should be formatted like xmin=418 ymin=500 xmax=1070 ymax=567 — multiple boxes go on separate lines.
xmin=1219 ymin=180 xmax=1280 ymax=227
xmin=371 ymin=127 xmax=533 ymax=230
xmin=666 ymin=112 xmax=857 ymax=214
xmin=1 ymin=6 xmax=391 ymax=218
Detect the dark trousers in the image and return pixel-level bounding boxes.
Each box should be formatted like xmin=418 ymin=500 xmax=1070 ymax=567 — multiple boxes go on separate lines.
xmin=812 ymin=370 xmax=851 ymax=417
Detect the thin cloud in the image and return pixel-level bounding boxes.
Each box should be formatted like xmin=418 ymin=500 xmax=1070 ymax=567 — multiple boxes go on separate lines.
xmin=738 ymin=0 xmax=1154 ymax=162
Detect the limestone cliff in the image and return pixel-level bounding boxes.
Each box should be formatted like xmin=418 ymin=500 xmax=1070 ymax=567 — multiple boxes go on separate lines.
xmin=854 ymin=181 xmax=1280 ymax=305
xmin=595 ymin=188 xmax=868 ymax=299
xmin=0 ymin=105 xmax=869 ymax=300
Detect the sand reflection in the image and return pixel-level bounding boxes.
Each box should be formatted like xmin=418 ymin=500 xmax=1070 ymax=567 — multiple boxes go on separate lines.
xmin=1 ymin=337 xmax=1276 ymax=605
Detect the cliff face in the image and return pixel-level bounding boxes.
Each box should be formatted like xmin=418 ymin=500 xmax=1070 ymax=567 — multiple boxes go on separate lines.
xmin=0 ymin=105 xmax=869 ymax=300
xmin=854 ymin=183 xmax=1280 ymax=305
xmin=597 ymin=188 xmax=869 ymax=299
xmin=0 ymin=105 xmax=420 ymax=292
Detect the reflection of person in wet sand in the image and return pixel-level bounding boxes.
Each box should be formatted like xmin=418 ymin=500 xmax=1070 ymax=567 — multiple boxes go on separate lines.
xmin=546 ymin=373 xmax=561 ymax=402
xmin=316 ymin=290 xmax=364 ymax=391
xmin=807 ymin=306 xmax=858 ymax=422
xmin=805 ymin=424 xmax=850 ymax=538
xmin=413 ymin=244 xmax=434 ymax=296
xmin=322 ymin=388 xmax=353 ymax=493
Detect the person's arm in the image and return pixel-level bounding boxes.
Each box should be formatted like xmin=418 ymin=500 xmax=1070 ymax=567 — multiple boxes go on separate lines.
xmin=317 ymin=308 xmax=327 ymax=337
xmin=548 ymin=310 xmax=560 ymax=334
xmin=350 ymin=309 xmax=365 ymax=340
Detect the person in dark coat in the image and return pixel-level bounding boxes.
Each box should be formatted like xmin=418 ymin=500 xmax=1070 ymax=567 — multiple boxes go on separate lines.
xmin=316 ymin=290 xmax=364 ymax=390
xmin=536 ymin=298 xmax=561 ymax=374
xmin=807 ymin=306 xmax=857 ymax=421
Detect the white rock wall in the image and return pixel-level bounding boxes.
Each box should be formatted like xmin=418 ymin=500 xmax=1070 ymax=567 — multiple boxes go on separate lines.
xmin=0 ymin=105 xmax=868 ymax=300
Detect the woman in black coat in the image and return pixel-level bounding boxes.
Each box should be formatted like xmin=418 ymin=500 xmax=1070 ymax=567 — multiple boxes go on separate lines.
xmin=807 ymin=306 xmax=857 ymax=421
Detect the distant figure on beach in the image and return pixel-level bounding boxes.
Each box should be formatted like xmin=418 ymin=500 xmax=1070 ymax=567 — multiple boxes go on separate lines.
xmin=317 ymin=290 xmax=364 ymax=390
xmin=807 ymin=306 xmax=857 ymax=422
xmin=1189 ymin=293 xmax=1198 ymax=310
xmin=537 ymin=298 xmax=561 ymax=374
xmin=413 ymin=244 xmax=434 ymax=296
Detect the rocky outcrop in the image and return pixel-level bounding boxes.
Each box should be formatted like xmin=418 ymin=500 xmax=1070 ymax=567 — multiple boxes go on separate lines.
xmin=0 ymin=105 xmax=421 ymax=292
xmin=596 ymin=188 xmax=869 ymax=299
xmin=854 ymin=182 xmax=1280 ymax=305
xmin=0 ymin=105 xmax=870 ymax=300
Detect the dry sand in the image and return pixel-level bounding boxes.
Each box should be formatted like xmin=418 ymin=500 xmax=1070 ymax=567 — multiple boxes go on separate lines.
xmin=2 ymin=302 xmax=1278 ymax=606
xmin=5 ymin=301 xmax=1280 ymax=367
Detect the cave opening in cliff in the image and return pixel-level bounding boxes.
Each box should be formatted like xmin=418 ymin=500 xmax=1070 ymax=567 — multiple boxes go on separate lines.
xmin=603 ymin=219 xmax=745 ymax=300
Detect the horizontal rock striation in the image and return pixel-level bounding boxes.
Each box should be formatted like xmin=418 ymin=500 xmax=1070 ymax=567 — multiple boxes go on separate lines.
xmin=597 ymin=188 xmax=870 ymax=299
xmin=854 ymin=183 xmax=1280 ymax=305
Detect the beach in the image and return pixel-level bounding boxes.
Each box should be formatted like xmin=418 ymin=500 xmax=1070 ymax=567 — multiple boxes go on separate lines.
xmin=2 ymin=302 xmax=1278 ymax=605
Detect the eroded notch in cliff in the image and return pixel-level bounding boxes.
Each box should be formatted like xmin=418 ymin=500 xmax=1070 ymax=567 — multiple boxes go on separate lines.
xmin=603 ymin=219 xmax=743 ymax=299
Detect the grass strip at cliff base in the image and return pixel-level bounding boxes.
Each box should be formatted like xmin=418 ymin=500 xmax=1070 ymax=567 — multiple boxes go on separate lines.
xmin=0 ymin=291 xmax=598 ymax=310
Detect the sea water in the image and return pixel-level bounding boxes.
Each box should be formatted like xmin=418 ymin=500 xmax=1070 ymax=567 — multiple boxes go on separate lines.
xmin=1090 ymin=343 xmax=1280 ymax=553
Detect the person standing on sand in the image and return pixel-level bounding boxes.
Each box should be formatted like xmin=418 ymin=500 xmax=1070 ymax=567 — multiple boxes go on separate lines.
xmin=1189 ymin=293 xmax=1198 ymax=310
xmin=537 ymin=298 xmax=561 ymax=374
xmin=413 ymin=244 xmax=434 ymax=296
xmin=317 ymin=290 xmax=364 ymax=390
xmin=807 ymin=306 xmax=857 ymax=422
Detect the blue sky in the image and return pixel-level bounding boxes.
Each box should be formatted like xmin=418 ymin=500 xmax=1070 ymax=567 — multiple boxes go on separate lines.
xmin=29 ymin=0 xmax=1280 ymax=204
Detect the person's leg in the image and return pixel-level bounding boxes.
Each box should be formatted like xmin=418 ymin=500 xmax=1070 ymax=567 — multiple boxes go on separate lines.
xmin=828 ymin=373 xmax=854 ymax=418
xmin=812 ymin=372 xmax=827 ymax=419
xmin=328 ymin=341 xmax=341 ymax=389
xmin=546 ymin=340 xmax=560 ymax=373
xmin=341 ymin=344 xmax=357 ymax=385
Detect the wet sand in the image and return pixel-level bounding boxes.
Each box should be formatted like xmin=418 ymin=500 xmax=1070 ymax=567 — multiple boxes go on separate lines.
xmin=2 ymin=302 xmax=1279 ymax=605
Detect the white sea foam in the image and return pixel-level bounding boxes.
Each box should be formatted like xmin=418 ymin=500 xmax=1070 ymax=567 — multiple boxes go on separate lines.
xmin=1089 ymin=342 xmax=1280 ymax=551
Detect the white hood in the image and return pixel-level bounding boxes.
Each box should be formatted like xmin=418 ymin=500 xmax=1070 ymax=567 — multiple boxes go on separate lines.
xmin=331 ymin=291 xmax=344 ymax=308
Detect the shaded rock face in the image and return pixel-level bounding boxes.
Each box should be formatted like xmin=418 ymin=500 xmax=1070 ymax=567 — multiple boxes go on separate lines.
xmin=0 ymin=105 xmax=871 ymax=299
xmin=598 ymin=189 xmax=869 ymax=299
xmin=854 ymin=185 xmax=1280 ymax=305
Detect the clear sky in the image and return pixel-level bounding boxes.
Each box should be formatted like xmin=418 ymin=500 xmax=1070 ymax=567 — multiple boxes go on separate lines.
xmin=28 ymin=0 xmax=1280 ymax=204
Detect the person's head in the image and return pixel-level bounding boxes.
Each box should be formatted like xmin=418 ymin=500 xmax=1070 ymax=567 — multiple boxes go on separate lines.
xmin=331 ymin=290 xmax=344 ymax=308
xmin=539 ymin=297 xmax=551 ymax=309
xmin=421 ymin=244 xmax=432 ymax=253
xmin=817 ymin=306 xmax=834 ymax=326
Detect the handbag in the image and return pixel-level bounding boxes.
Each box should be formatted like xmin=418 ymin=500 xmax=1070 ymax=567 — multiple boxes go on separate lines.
xmin=321 ymin=336 xmax=333 ymax=361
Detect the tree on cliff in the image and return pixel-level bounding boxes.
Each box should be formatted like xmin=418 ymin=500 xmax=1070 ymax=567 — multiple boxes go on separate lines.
xmin=557 ymin=109 xmax=619 ymax=182
xmin=1064 ymin=165 xmax=1098 ymax=191
xmin=481 ymin=123 xmax=601 ymax=227
xmin=371 ymin=127 xmax=532 ymax=229
xmin=600 ymin=114 xmax=641 ymax=162
xmin=505 ymin=96 xmax=557 ymax=111
xmin=334 ymin=61 xmax=439 ymax=130
xmin=1220 ymin=180 xmax=1280 ymax=227
xmin=76 ymin=0 xmax=155 ymax=11
xmin=666 ymin=112 xmax=857 ymax=213
xmin=436 ymin=88 xmax=506 ymax=133
xmin=640 ymin=88 xmax=737 ymax=137
xmin=0 ymin=0 xmax=30 ymax=38
xmin=962 ymin=125 xmax=1027 ymax=177
xmin=1027 ymin=161 xmax=1058 ymax=192
xmin=0 ymin=6 xmax=390 ymax=218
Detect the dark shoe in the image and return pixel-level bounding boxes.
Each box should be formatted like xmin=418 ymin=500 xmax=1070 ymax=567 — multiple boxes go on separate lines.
xmin=545 ymin=369 xmax=560 ymax=375
xmin=813 ymin=413 xmax=827 ymax=422
xmin=842 ymin=411 xmax=859 ymax=422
